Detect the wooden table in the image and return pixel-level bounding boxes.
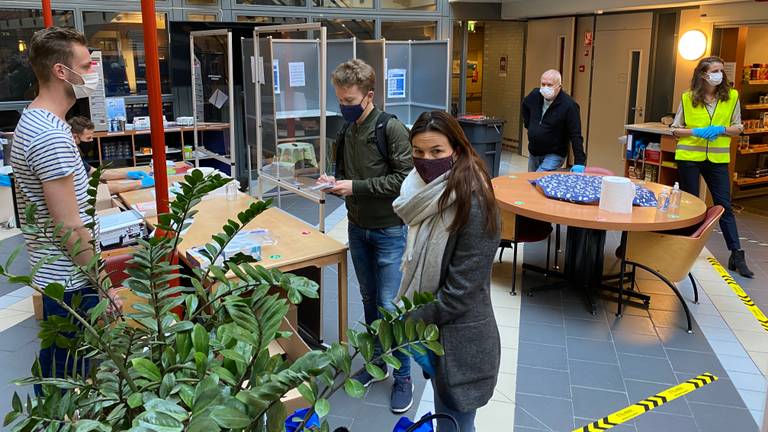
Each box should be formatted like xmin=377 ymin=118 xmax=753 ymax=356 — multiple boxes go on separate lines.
xmin=118 ymin=189 xmax=350 ymax=342
xmin=492 ymin=172 xmax=707 ymax=314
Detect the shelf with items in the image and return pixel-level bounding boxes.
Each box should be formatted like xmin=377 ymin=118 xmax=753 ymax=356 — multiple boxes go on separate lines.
xmin=623 ymin=125 xmax=678 ymax=185
xmin=743 ymin=128 xmax=768 ymax=134
xmin=744 ymin=104 xmax=768 ymax=110
xmin=739 ymin=146 xmax=768 ymax=155
xmin=746 ymin=80 xmax=768 ymax=85
xmin=736 ymin=176 xmax=768 ymax=186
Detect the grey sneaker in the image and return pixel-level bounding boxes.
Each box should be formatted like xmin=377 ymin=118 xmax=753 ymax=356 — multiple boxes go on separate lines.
xmin=351 ymin=364 xmax=390 ymax=388
xmin=390 ymin=377 xmax=414 ymax=413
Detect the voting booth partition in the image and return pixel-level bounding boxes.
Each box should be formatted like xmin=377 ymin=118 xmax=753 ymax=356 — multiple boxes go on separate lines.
xmin=240 ymin=27 xmax=450 ymax=233
xmin=385 ymin=40 xmax=451 ymax=128
xmin=189 ymin=30 xmax=237 ymax=176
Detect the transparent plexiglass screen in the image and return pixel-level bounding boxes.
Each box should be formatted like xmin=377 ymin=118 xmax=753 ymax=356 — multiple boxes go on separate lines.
xmin=192 ymin=34 xmax=231 ymax=157
xmin=256 ymin=29 xmax=333 ymax=199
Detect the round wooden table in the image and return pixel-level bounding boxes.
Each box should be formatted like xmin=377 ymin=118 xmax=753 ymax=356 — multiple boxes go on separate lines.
xmin=492 ymin=172 xmax=707 ymax=315
xmin=492 ymin=172 xmax=707 ymax=232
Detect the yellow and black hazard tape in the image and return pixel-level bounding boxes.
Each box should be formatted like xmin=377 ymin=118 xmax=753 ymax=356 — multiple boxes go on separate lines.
xmin=707 ymin=257 xmax=768 ymax=333
xmin=572 ymin=373 xmax=718 ymax=432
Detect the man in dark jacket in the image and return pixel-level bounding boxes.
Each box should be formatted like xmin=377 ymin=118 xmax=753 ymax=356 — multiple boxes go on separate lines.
xmin=522 ymin=69 xmax=586 ymax=172
xmin=317 ymin=59 xmax=414 ymax=413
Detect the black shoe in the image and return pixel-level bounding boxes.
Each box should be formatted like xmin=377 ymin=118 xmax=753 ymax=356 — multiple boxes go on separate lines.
xmin=390 ymin=376 xmax=414 ymax=413
xmin=728 ymin=250 xmax=754 ymax=278
xmin=351 ymin=364 xmax=389 ymax=388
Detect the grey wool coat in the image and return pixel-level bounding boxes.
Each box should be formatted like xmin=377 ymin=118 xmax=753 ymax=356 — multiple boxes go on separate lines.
xmin=408 ymin=197 xmax=502 ymax=413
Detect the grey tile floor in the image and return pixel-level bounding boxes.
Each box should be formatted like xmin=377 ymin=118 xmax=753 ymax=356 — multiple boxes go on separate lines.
xmin=513 ymin=228 xmax=760 ymax=432
xmin=706 ymin=210 xmax=768 ymax=313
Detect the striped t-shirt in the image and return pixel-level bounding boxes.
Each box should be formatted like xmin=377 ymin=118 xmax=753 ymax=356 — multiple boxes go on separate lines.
xmin=11 ymin=108 xmax=97 ymax=291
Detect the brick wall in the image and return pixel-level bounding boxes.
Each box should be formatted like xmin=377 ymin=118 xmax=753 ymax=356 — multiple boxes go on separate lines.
xmin=482 ymin=21 xmax=526 ymax=147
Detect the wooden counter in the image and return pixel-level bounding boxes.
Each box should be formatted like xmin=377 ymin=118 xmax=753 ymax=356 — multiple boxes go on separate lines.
xmin=117 ymin=190 xmax=350 ymax=342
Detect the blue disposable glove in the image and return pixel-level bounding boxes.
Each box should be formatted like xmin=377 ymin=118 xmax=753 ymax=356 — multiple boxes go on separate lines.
xmin=570 ymin=164 xmax=585 ymax=173
xmin=692 ymin=127 xmax=709 ymax=139
xmin=126 ymin=171 xmax=146 ymax=180
xmin=140 ymin=175 xmax=155 ymax=188
xmin=708 ymin=125 xmax=726 ymax=139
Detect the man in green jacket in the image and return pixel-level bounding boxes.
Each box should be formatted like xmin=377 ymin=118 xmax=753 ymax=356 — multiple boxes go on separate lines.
xmin=318 ymin=59 xmax=414 ymax=413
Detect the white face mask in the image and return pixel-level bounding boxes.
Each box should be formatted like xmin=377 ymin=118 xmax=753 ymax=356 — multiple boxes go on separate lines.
xmin=62 ymin=65 xmax=100 ymax=99
xmin=540 ymin=86 xmax=556 ymax=100
xmin=706 ymin=71 xmax=723 ymax=86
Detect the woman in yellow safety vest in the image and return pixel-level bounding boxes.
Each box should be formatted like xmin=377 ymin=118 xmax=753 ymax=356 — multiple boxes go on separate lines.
xmin=670 ymin=56 xmax=753 ymax=278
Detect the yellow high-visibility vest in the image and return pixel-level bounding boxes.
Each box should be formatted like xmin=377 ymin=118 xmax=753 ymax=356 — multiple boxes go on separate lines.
xmin=675 ymin=89 xmax=739 ymax=163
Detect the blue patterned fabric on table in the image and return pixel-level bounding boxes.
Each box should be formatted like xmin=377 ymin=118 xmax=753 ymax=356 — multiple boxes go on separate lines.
xmin=532 ymin=173 xmax=657 ymax=207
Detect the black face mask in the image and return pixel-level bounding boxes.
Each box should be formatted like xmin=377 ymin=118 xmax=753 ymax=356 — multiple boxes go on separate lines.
xmin=339 ymin=95 xmax=370 ymax=123
xmin=413 ymin=155 xmax=454 ymax=184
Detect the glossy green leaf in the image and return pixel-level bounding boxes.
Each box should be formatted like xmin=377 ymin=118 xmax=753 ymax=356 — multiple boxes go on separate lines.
xmin=210 ymin=406 xmax=250 ymax=429
xmin=135 ymin=410 xmax=184 ymax=432
xmin=127 ymin=393 xmax=143 ymax=409
xmin=144 ymin=399 xmax=189 ymax=422
xmin=344 ymin=378 xmax=365 ymax=399
xmin=297 ymin=383 xmax=316 ymax=405
xmin=44 ymin=283 xmax=65 ymax=301
xmin=381 ymin=354 xmax=401 ymax=371
xmin=424 ymin=341 xmax=444 ymax=356
xmin=314 ymin=398 xmax=330 ymax=418
xmin=187 ymin=417 xmax=221 ymax=432
xmin=192 ymin=323 xmax=209 ymax=354
xmin=357 ymin=333 xmax=375 ymax=362
xmin=378 ymin=319 xmax=393 ymax=351
xmin=365 ymin=363 xmax=386 ymax=380
xmin=131 ymin=358 xmax=161 ymax=381
xmin=424 ymin=324 xmax=439 ymax=342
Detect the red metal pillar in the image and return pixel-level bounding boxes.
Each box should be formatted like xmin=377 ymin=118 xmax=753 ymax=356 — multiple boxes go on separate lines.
xmin=42 ymin=0 xmax=53 ymax=27
xmin=140 ymin=0 xmax=169 ymax=216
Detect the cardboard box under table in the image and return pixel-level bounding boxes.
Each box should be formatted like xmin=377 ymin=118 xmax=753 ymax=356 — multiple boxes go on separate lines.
xmin=118 ymin=189 xmax=350 ymax=344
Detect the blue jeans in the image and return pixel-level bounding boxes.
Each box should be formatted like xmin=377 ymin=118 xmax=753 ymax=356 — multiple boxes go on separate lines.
xmin=528 ymin=154 xmax=565 ymax=172
xmin=434 ymin=390 xmax=476 ymax=432
xmin=348 ymin=222 xmax=411 ymax=379
xmin=36 ymin=287 xmax=100 ymax=395
xmin=677 ymin=160 xmax=740 ymax=251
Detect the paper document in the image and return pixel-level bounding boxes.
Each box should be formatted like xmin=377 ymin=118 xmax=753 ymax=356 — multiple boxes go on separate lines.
xmin=209 ymin=89 xmax=229 ymax=109
xmin=288 ymin=62 xmax=305 ymax=87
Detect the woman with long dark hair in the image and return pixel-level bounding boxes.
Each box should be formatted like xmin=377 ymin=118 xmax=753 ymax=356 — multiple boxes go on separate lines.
xmin=670 ymin=56 xmax=752 ymax=277
xmin=393 ymin=111 xmax=501 ymax=431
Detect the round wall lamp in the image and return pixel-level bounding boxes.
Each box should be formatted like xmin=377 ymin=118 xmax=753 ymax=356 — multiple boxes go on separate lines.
xmin=678 ymin=30 xmax=708 ymax=61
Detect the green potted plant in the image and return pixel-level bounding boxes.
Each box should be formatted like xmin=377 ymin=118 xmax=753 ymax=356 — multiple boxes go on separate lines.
xmin=0 ymin=169 xmax=442 ymax=432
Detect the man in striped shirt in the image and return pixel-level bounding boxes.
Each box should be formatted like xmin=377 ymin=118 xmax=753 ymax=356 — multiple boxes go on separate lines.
xmin=11 ymin=27 xmax=121 ymax=391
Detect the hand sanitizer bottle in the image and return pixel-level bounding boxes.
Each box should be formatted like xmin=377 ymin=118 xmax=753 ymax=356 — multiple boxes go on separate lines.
xmin=669 ymin=182 xmax=682 ymax=213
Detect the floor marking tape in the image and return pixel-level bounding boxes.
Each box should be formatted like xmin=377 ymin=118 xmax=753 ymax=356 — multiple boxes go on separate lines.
xmin=572 ymin=373 xmax=718 ymax=432
xmin=708 ymin=257 xmax=768 ymax=333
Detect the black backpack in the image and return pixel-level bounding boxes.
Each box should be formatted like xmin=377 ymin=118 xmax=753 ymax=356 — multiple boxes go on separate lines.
xmin=334 ymin=112 xmax=397 ymax=179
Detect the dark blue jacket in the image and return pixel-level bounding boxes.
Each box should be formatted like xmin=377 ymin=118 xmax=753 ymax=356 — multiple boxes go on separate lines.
xmin=522 ymin=88 xmax=586 ymax=166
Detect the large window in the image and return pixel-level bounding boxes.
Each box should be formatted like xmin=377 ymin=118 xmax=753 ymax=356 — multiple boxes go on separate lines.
xmin=235 ymin=16 xmax=307 ymax=24
xmin=83 ymin=11 xmax=170 ymax=96
xmin=236 ymin=0 xmax=306 ymax=6
xmin=316 ymin=19 xmax=375 ymax=40
xmin=0 ymin=9 xmax=75 ymax=102
xmin=381 ymin=21 xmax=437 ymax=41
xmin=313 ymin=0 xmax=373 ymax=9
xmin=187 ymin=13 xmax=218 ymax=22
xmin=381 ymin=0 xmax=437 ymax=11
